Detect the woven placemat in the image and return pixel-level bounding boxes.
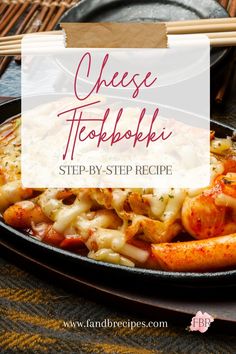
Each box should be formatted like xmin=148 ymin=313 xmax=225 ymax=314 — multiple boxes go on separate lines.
xmin=1 ymin=255 xmax=236 ymax=354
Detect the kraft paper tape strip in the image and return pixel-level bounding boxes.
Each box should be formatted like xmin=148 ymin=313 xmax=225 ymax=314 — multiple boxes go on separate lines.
xmin=61 ymin=23 xmax=168 ymax=48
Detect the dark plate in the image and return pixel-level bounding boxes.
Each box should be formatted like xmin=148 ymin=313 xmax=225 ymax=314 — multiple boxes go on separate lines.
xmin=57 ymin=0 xmax=230 ymax=69
xmin=1 ymin=97 xmax=236 ymax=289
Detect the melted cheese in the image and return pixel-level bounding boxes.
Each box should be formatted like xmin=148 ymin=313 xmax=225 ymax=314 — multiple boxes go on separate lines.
xmin=210 ymin=137 xmax=232 ymax=154
xmin=1 ymin=115 xmax=236 ymax=269
xmin=0 ymin=118 xmax=21 ymax=183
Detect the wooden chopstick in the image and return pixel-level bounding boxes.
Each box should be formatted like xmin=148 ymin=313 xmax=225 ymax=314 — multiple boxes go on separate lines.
xmin=229 ymin=0 xmax=236 ymax=16
xmin=47 ymin=0 xmax=74 ymax=30
xmin=39 ymin=1 xmax=60 ymax=31
xmin=167 ymin=17 xmax=236 ymax=27
xmin=0 ymin=31 xmax=63 ymax=43
xmin=168 ymin=22 xmax=236 ymax=34
xmin=219 ymin=0 xmax=230 ymax=8
xmin=0 ymin=2 xmax=8 ymax=17
xmin=0 ymin=44 xmax=22 ymax=51
xmin=213 ymin=0 xmax=236 ymax=105
xmin=215 ymin=54 xmax=235 ymax=104
xmin=0 ymin=3 xmax=16 ymax=31
xmin=205 ymin=30 xmax=236 ymax=38
xmin=210 ymin=37 xmax=236 ymax=46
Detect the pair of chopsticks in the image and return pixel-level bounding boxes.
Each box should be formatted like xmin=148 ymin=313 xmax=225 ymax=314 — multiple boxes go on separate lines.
xmin=166 ymin=17 xmax=236 ymax=47
xmin=1 ymin=17 xmax=236 ymax=56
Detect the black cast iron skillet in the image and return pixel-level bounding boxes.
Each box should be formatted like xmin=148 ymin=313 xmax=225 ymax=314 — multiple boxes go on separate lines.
xmin=57 ymin=0 xmax=230 ymax=70
xmin=0 ymin=97 xmax=236 ymax=289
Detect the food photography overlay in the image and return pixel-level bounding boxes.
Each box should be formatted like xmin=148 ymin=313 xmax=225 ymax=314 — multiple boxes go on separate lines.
xmin=21 ymin=27 xmax=210 ymax=189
